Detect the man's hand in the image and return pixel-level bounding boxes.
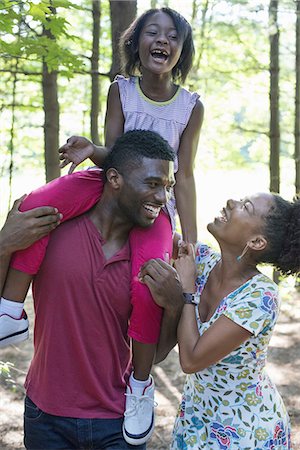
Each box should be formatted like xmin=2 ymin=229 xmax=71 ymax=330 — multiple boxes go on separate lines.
xmin=58 ymin=136 xmax=95 ymax=174
xmin=139 ymin=258 xmax=184 ymax=312
xmin=1 ymin=196 xmax=62 ymax=254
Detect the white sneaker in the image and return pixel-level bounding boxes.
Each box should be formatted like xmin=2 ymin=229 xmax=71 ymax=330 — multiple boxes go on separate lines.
xmin=122 ymin=375 xmax=156 ymax=445
xmin=0 ymin=311 xmax=29 ymax=348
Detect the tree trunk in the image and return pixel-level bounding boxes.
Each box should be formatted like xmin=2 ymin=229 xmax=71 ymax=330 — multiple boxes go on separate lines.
xmin=42 ymin=4 xmax=60 ymax=182
xmin=109 ymin=0 xmax=137 ymax=81
xmin=8 ymin=63 xmax=17 ymax=211
xmin=269 ymin=0 xmax=280 ymax=194
xmin=91 ymin=0 xmax=101 ymax=145
xmin=295 ymin=0 xmax=300 ymax=196
xmin=42 ymin=62 xmax=60 ymax=182
xmin=269 ymin=0 xmax=280 ymax=284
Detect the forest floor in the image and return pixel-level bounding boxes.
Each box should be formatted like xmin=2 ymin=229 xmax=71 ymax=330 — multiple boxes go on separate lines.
xmin=0 ymin=287 xmax=299 ymax=450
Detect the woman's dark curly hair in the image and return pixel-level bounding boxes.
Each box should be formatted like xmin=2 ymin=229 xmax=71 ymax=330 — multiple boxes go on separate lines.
xmin=119 ymin=7 xmax=194 ymax=83
xmin=259 ymin=194 xmax=300 ymax=276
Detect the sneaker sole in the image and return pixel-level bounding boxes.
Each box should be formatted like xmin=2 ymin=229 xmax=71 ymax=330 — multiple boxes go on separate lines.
xmin=0 ymin=329 xmax=29 ymax=348
xmin=122 ymin=416 xmax=155 ymax=445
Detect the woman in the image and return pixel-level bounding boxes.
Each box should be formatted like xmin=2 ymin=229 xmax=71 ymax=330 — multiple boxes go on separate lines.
xmin=141 ymin=192 xmax=299 ymax=449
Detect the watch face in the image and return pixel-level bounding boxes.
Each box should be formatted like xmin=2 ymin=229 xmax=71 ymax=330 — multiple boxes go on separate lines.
xmin=183 ymin=293 xmax=199 ymax=305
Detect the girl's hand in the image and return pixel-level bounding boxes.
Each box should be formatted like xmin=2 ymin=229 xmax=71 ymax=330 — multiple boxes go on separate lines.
xmin=58 ymin=136 xmax=95 ymax=174
xmin=174 ymin=242 xmax=197 ymax=293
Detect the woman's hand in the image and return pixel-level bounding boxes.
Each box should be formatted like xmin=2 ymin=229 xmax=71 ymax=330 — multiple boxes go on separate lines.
xmin=174 ymin=242 xmax=197 ymax=293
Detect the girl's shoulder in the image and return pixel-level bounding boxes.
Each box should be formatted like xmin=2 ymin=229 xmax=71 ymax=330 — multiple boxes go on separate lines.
xmin=177 ymin=84 xmax=200 ymax=106
xmin=114 ymin=74 xmax=135 ymax=87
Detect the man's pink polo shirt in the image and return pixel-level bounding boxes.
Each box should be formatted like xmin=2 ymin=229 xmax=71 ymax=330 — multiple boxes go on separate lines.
xmin=25 ymin=213 xmax=132 ymax=419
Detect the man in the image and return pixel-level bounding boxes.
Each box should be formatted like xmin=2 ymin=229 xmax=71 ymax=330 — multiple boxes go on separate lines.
xmin=2 ymin=130 xmax=183 ymax=449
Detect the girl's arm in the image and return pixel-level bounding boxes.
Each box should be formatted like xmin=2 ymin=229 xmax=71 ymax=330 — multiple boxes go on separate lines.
xmin=175 ymin=99 xmax=204 ymax=243
xmin=104 ymin=81 xmax=125 ymax=147
xmin=175 ymin=244 xmax=251 ymax=373
xmin=58 ymin=81 xmax=124 ymax=172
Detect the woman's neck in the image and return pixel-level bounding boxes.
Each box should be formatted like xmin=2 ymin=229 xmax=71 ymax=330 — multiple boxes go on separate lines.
xmin=139 ymin=72 xmax=177 ymax=102
xmin=215 ymin=253 xmax=260 ymax=287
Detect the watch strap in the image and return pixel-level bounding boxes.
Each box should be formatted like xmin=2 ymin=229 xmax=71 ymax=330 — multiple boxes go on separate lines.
xmin=183 ymin=292 xmax=199 ymax=305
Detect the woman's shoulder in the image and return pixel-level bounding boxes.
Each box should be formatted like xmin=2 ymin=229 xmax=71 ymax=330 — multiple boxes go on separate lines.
xmin=249 ymin=273 xmax=279 ymax=294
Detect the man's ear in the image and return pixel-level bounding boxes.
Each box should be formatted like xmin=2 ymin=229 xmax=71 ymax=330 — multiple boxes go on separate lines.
xmin=105 ymin=168 xmax=123 ymax=190
xmin=248 ymin=235 xmax=267 ymax=252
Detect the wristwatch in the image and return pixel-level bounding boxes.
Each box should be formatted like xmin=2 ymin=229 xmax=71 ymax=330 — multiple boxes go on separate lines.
xmin=183 ymin=292 xmax=200 ymax=305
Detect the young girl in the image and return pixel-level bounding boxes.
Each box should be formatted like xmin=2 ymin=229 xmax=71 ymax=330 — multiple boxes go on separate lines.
xmin=0 ymin=7 xmax=204 ymax=445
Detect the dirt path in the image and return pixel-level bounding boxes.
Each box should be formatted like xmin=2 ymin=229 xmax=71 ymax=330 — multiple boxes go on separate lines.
xmin=1 ymin=289 xmax=299 ymax=449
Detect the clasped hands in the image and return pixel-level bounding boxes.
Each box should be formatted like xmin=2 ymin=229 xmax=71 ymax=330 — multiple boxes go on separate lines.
xmin=138 ymin=240 xmax=197 ymax=312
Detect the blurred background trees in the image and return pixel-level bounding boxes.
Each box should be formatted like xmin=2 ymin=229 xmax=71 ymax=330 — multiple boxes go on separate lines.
xmin=0 ymin=0 xmax=299 ymax=230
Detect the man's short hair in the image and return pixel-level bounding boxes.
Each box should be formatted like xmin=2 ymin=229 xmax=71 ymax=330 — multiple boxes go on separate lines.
xmin=102 ymin=130 xmax=174 ymax=178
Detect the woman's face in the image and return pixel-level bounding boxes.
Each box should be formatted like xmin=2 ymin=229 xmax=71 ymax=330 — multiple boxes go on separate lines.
xmin=207 ymin=193 xmax=275 ymax=249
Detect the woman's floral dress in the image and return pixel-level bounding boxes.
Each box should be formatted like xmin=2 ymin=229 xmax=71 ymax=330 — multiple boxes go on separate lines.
xmin=171 ymin=244 xmax=291 ymax=450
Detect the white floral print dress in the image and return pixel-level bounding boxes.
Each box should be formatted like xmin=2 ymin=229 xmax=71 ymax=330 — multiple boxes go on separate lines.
xmin=171 ymin=244 xmax=291 ymax=450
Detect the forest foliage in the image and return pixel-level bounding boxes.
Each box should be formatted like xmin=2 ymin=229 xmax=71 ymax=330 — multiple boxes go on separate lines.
xmin=0 ymin=0 xmax=299 ymax=212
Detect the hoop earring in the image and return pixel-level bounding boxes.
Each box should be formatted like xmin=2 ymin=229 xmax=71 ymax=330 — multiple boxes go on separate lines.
xmin=237 ymin=244 xmax=249 ymax=262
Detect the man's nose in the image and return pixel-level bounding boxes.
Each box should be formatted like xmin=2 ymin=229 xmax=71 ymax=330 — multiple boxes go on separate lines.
xmin=227 ymin=199 xmax=236 ymax=209
xmin=155 ymin=187 xmax=169 ymax=205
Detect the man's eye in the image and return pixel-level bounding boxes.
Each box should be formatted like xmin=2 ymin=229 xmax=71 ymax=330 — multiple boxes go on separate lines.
xmin=169 ymin=34 xmax=177 ymax=40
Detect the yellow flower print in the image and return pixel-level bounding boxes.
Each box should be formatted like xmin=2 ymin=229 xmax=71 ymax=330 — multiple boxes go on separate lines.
xmin=238 ymin=428 xmax=246 ymax=437
xmin=235 ymin=307 xmax=252 ymax=319
xmin=193 ymin=395 xmax=201 ymax=404
xmin=186 ymin=435 xmax=197 ymax=446
xmin=254 ymin=427 xmax=269 ymax=440
xmin=194 ymin=382 xmax=204 ymax=394
xmin=245 ymin=392 xmax=262 ymax=406
xmin=237 ymin=369 xmax=250 ymax=379
xmin=237 ymin=382 xmax=251 ymax=391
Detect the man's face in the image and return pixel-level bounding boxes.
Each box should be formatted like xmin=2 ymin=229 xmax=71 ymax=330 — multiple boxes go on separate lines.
xmin=118 ymin=157 xmax=175 ymax=228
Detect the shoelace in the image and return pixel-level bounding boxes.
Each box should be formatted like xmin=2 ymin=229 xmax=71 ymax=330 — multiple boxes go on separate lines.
xmin=124 ymin=393 xmax=158 ymax=417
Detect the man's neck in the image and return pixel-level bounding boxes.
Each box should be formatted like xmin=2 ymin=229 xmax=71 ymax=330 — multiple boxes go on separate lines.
xmin=87 ymin=196 xmax=133 ymax=258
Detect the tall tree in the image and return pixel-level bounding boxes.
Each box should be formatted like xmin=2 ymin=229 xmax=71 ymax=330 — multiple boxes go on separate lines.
xmin=295 ymin=0 xmax=300 ymax=196
xmin=109 ymin=0 xmax=137 ymax=81
xmin=91 ymin=0 xmax=101 ymax=145
xmin=269 ymin=0 xmax=280 ymax=194
xmin=42 ymin=3 xmax=60 ymax=182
